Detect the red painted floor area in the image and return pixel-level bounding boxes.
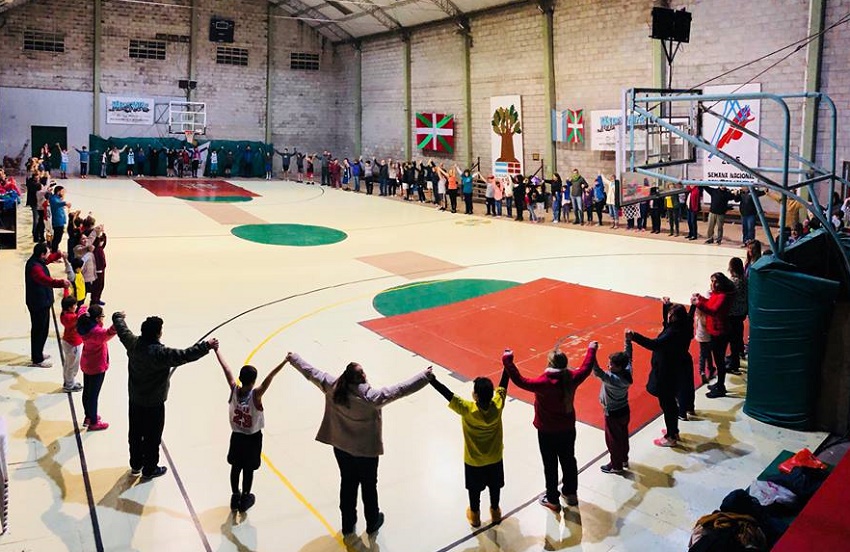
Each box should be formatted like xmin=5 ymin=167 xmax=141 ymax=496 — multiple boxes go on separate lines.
xmin=135 ymin=178 xmax=259 ymax=198
xmin=362 ymin=278 xmax=702 ymax=432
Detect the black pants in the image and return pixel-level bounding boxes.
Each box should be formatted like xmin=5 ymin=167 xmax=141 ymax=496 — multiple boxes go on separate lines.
xmin=463 ymin=192 xmax=473 ymax=214
xmin=321 ymin=167 xmax=330 ymax=186
xmin=111 ymin=162 xmax=120 ymax=176
xmin=129 ymin=402 xmax=166 ymax=474
xmin=83 ymin=372 xmax=105 ymax=422
xmin=650 ymin=209 xmax=662 ymax=233
xmin=333 ymin=447 xmax=379 ymax=535
xmin=537 ymin=428 xmax=577 ymax=503
xmin=28 ymin=305 xmax=50 ymax=363
xmin=667 ymin=208 xmax=680 ymax=234
xmin=727 ymin=315 xmax=746 ymax=371
xmin=448 ymin=189 xmax=458 ymax=212
xmin=710 ymin=334 xmax=730 ymax=387
xmin=50 ymin=225 xmax=64 ymax=253
xmin=191 ymin=160 xmax=199 ymax=178
xmin=659 ymin=392 xmax=679 ymax=439
xmin=677 ymin=356 xmax=695 ymax=416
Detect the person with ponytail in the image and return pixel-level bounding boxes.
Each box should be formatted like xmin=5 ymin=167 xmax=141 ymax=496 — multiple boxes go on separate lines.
xmin=76 ymin=304 xmax=117 ymax=431
xmin=286 ymin=352 xmax=433 ymax=537
xmin=502 ymin=342 xmax=598 ymax=512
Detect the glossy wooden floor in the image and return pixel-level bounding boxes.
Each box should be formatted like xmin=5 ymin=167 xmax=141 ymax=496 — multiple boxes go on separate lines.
xmin=0 ymin=178 xmax=824 ymax=551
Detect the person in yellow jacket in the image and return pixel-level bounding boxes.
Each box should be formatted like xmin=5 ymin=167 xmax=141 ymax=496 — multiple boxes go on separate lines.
xmin=428 ymin=357 xmax=511 ymax=528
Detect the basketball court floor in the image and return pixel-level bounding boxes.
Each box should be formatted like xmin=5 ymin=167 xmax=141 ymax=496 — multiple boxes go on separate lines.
xmin=0 ymin=177 xmax=825 ymax=551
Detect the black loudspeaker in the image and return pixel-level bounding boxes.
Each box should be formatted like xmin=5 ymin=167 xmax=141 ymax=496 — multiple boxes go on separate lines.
xmin=209 ymin=18 xmax=235 ymax=43
xmin=651 ymin=7 xmax=691 ymax=43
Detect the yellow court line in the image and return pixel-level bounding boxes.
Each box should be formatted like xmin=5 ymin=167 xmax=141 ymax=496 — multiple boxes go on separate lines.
xmin=243 ymin=279 xmax=440 ymax=548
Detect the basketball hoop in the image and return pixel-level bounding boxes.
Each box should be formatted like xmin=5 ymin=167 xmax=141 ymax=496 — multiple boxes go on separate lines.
xmin=183 ymin=130 xmax=195 ymax=145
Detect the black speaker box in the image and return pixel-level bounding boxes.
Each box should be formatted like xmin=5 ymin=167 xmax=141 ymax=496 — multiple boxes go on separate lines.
xmin=651 ymin=7 xmax=691 ymax=43
xmin=209 ymin=18 xmax=235 ymax=43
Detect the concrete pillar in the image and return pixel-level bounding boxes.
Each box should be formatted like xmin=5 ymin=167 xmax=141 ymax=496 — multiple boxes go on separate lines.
xmin=188 ymin=0 xmax=199 ymax=102
xmin=402 ymin=35 xmax=412 ymax=161
xmin=93 ymin=0 xmax=102 ymax=135
xmin=265 ymin=3 xmax=273 ymax=144
xmin=799 ymin=0 xmax=826 ymax=201
xmin=355 ymin=42 xmax=363 ymax=157
xmin=462 ymin=30 xmax=472 ymax=168
xmin=541 ymin=3 xmax=556 ymax=175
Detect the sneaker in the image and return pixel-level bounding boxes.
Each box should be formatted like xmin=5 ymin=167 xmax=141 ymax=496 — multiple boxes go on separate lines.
xmin=715 ymin=240 xmax=722 ymax=245
xmin=88 ymin=421 xmax=110 ymax=431
xmin=141 ymin=466 xmax=168 ymax=480
xmin=538 ymin=495 xmax=561 ymax=512
xmin=64 ymin=382 xmax=83 ymax=393
xmin=43 ymin=354 xmax=51 ymax=361
xmin=230 ymin=493 xmax=241 ymax=511
xmin=678 ymin=413 xmax=688 ymax=421
xmin=706 ymin=387 xmax=727 ymax=398
xmin=600 ymin=463 xmax=624 ymax=474
xmin=562 ymin=493 xmax=578 ymax=507
xmin=490 ymin=507 xmax=502 ymax=524
xmin=239 ymin=492 xmax=256 ymax=513
xmin=466 ymin=507 xmax=481 ymax=528
xmin=653 ymin=436 xmax=677 ymax=447
xmin=30 ymin=360 xmax=52 ymax=368
xmin=95 ymin=301 xmax=106 ymax=306
xmin=130 ymin=467 xmax=142 ymax=477
xmin=366 ymin=512 xmax=385 ymax=535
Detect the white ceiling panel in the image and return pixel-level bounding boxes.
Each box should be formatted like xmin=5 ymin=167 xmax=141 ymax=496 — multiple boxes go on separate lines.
xmin=336 ymin=16 xmax=393 ymax=37
xmin=387 ymin=2 xmax=450 ymax=27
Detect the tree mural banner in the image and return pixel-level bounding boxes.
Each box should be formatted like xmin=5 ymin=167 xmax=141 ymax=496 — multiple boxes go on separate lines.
xmin=490 ymin=96 xmax=524 ymax=177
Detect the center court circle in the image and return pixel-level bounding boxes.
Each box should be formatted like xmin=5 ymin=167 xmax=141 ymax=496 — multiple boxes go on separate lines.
xmin=231 ymin=223 xmax=348 ymax=246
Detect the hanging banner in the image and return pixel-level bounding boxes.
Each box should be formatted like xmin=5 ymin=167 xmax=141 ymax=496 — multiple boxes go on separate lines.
xmin=591 ymin=110 xmax=650 ymax=151
xmin=415 ymin=112 xmax=455 ymax=153
xmin=701 ymin=83 xmax=761 ymax=182
xmin=490 ymin=95 xmax=523 ymax=177
xmin=552 ymin=109 xmax=585 ymax=144
xmin=106 ymin=96 xmax=155 ymax=125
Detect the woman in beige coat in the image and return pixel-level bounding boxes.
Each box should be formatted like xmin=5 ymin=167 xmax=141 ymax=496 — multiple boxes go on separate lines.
xmin=286 ymin=352 xmax=432 ymax=537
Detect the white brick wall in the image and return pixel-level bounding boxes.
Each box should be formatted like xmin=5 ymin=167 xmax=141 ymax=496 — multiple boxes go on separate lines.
xmin=360 ymin=36 xmax=405 ymax=161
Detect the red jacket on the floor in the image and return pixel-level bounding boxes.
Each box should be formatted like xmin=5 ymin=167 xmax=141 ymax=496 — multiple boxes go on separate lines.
xmin=504 ymin=346 xmax=596 ymax=433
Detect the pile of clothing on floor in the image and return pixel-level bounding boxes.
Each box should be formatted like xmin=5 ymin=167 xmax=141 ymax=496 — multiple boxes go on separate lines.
xmin=688 ymin=450 xmax=830 ymax=552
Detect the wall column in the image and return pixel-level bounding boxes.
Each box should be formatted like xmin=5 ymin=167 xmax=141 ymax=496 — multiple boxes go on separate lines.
xmin=461 ymin=28 xmax=472 ymax=168
xmin=402 ymin=34 xmax=412 ymax=161
xmin=799 ymin=0 xmax=826 ymax=201
xmin=265 ymin=3 xmax=273 ymax=143
xmin=93 ymin=0 xmax=102 ymax=135
xmin=354 ymin=42 xmax=363 ymax=157
xmin=541 ymin=2 xmax=556 ymax=175
xmin=188 ymin=0 xmax=199 ymax=102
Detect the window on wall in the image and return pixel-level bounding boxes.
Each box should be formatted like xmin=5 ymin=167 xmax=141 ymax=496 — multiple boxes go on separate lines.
xmin=290 ymin=52 xmax=320 ymax=71
xmin=23 ymin=29 xmax=65 ymax=53
xmin=216 ymin=46 xmax=249 ymax=66
xmin=129 ymin=39 xmax=167 ymax=60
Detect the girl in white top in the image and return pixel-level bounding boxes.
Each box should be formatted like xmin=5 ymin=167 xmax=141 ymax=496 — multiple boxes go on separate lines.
xmin=605 ymin=174 xmax=619 ymax=228
xmin=214 ymin=345 xmax=286 ymax=513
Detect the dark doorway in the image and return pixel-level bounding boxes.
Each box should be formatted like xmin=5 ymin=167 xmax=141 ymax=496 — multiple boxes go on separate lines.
xmin=31 ymin=125 xmax=67 ymax=163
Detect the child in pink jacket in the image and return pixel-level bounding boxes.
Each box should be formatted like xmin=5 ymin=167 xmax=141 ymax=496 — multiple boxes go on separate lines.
xmin=77 ymin=304 xmax=117 ymax=431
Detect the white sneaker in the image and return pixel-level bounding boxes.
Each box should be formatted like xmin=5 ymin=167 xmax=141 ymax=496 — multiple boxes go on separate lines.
xmin=31 ymin=360 xmax=52 ymax=368
xmin=64 ymin=382 xmax=83 ymax=392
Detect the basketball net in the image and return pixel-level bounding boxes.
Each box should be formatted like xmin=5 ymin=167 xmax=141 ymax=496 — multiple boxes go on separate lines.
xmin=183 ymin=130 xmax=195 ymax=145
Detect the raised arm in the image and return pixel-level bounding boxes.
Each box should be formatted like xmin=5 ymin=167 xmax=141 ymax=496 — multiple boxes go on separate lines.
xmin=154 ymin=338 xmax=215 ymax=368
xmin=429 ymin=375 xmax=455 ymax=402
xmin=111 ymin=312 xmax=138 ymax=350
xmin=498 ymin=367 xmax=510 ymax=392
xmin=363 ymin=367 xmax=433 ymax=406
xmin=213 ymin=347 xmax=236 ymax=388
xmin=255 ymin=358 xmax=287 ymax=399
xmin=502 ymin=352 xmax=550 ymax=393
xmin=569 ymin=343 xmax=597 ymax=386
xmin=286 ymin=352 xmax=335 ymax=393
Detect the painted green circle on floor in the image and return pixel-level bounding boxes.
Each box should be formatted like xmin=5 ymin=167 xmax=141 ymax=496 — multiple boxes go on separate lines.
xmin=373 ymin=279 xmax=520 ymax=317
xmin=231 ymin=223 xmax=347 ymax=246
xmin=178 ymin=195 xmax=253 ymax=203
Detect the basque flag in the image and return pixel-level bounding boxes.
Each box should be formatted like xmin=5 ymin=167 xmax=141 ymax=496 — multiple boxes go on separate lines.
xmin=567 ymin=109 xmax=585 ymax=144
xmin=416 ymin=112 xmax=455 ymax=153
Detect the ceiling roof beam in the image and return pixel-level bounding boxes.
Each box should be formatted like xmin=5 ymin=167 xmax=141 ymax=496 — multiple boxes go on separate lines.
xmin=271 ymin=0 xmax=354 ymax=42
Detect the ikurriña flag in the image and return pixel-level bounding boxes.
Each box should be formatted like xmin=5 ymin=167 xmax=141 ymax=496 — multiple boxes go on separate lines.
xmin=416 ymin=112 xmax=455 ymax=153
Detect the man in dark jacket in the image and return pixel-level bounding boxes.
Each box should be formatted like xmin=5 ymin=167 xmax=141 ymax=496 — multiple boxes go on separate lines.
xmin=25 ymin=243 xmax=70 ymax=367
xmin=113 ymin=312 xmax=217 ymax=479
xmin=704 ymin=186 xmax=737 ymax=245
xmin=736 ymin=186 xmax=766 ymax=245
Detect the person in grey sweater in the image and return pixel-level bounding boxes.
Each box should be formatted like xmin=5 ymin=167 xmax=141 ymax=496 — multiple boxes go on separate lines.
xmin=592 ymin=337 xmax=633 ymax=474
xmin=286 ymin=352 xmax=433 ymax=537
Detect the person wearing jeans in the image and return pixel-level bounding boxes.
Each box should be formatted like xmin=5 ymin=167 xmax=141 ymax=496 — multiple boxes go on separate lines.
xmin=685 ymin=185 xmax=701 ymax=240
xmin=502 ymin=344 xmax=596 ymax=512
xmin=286 ymin=352 xmax=432 ymax=537
xmin=568 ymin=169 xmax=587 ymax=224
xmin=737 ymin=187 xmax=765 ymax=244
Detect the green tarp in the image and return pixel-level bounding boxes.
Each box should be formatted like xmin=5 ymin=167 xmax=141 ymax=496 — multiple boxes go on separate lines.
xmin=744 ymin=255 xmax=839 ymax=430
xmin=87 ymin=135 xmax=274 ymax=178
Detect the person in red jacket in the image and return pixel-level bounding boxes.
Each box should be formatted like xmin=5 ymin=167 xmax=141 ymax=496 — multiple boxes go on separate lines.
xmin=503 ymin=343 xmax=597 ymax=512
xmin=692 ymin=272 xmax=736 ymax=398
xmin=77 ymin=305 xmax=118 ymax=431
xmin=685 ymin=185 xmax=702 ymax=240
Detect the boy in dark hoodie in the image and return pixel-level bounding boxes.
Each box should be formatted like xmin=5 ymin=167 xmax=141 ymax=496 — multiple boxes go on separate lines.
xmin=592 ymin=338 xmax=633 ymax=474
